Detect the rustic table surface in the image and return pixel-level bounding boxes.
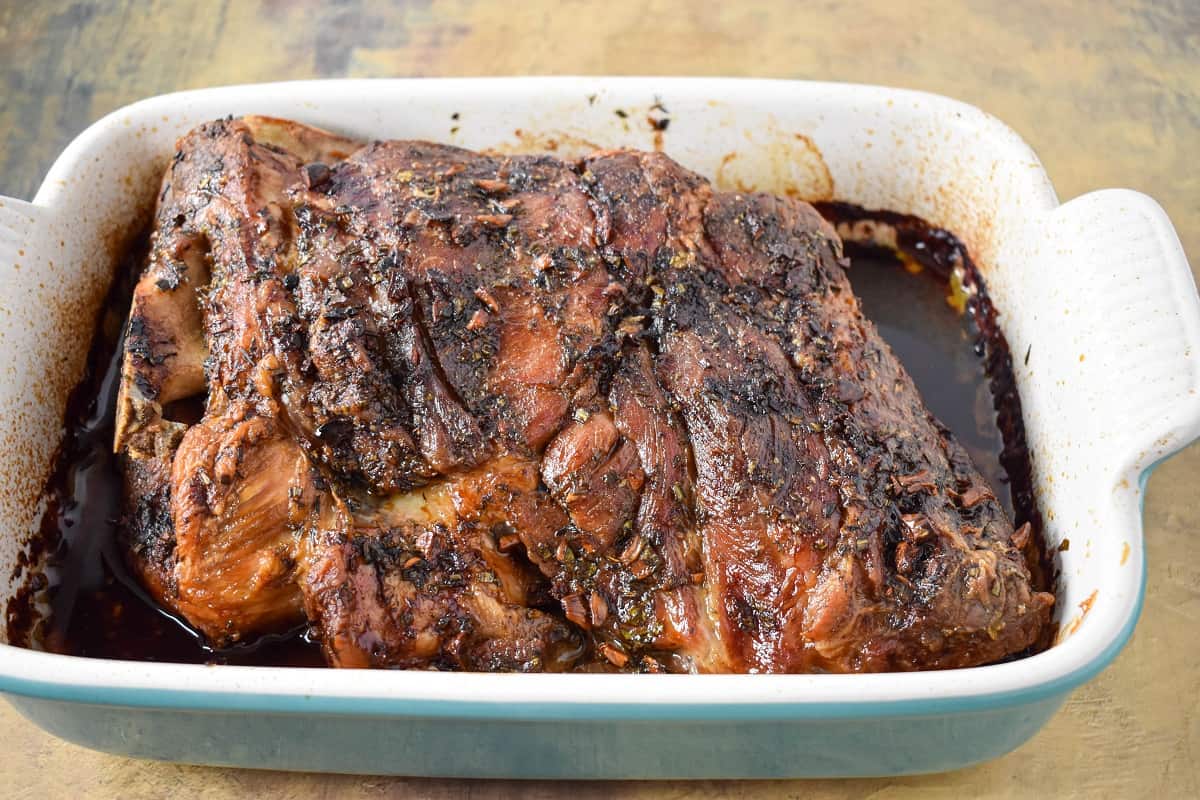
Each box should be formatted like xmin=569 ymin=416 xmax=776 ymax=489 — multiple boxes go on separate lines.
xmin=1 ymin=1 xmax=1197 ymax=797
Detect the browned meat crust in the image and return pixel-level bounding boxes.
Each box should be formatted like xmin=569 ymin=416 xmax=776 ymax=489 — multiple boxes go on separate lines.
xmin=115 ymin=116 xmax=1052 ymax=671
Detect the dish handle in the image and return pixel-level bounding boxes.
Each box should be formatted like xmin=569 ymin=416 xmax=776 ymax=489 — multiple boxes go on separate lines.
xmin=1047 ymin=189 xmax=1200 ymax=482
xmin=0 ymin=196 xmax=51 ymax=278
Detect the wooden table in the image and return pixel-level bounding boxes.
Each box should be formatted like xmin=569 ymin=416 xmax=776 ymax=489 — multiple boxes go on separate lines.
xmin=1 ymin=2 xmax=1196 ymax=797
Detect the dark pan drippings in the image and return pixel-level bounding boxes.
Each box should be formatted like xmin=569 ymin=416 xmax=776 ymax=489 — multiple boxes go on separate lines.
xmin=815 ymin=202 xmax=1053 ymax=610
xmin=17 ymin=203 xmax=1051 ymax=667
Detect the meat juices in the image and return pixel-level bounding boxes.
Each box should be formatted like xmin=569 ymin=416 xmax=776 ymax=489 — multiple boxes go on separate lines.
xmin=113 ymin=116 xmax=1053 ymax=672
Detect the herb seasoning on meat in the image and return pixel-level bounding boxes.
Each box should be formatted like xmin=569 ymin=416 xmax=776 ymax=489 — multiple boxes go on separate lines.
xmin=24 ymin=117 xmax=1053 ymax=671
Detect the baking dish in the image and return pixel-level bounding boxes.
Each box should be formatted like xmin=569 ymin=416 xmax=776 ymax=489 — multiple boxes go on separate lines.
xmin=0 ymin=77 xmax=1196 ymax=779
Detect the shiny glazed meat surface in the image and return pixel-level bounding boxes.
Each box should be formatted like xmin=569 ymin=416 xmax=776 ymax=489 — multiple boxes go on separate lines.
xmin=114 ymin=116 xmax=1053 ymax=672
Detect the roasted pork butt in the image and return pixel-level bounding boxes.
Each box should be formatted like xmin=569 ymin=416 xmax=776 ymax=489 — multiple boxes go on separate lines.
xmin=114 ymin=117 xmax=1052 ymax=671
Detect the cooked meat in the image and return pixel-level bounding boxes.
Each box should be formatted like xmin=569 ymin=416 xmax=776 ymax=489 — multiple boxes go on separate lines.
xmin=302 ymin=455 xmax=582 ymax=670
xmin=168 ymin=401 xmax=312 ymax=639
xmin=115 ymin=116 xmax=1053 ymax=671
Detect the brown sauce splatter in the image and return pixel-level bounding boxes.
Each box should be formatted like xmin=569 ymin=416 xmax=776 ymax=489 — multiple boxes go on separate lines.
xmin=11 ymin=204 xmax=1052 ymax=666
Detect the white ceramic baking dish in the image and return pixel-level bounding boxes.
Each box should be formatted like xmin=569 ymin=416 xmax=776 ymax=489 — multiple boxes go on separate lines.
xmin=0 ymin=78 xmax=1196 ymax=779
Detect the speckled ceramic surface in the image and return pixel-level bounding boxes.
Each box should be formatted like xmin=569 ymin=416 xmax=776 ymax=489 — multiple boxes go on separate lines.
xmin=0 ymin=78 xmax=1196 ymax=778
